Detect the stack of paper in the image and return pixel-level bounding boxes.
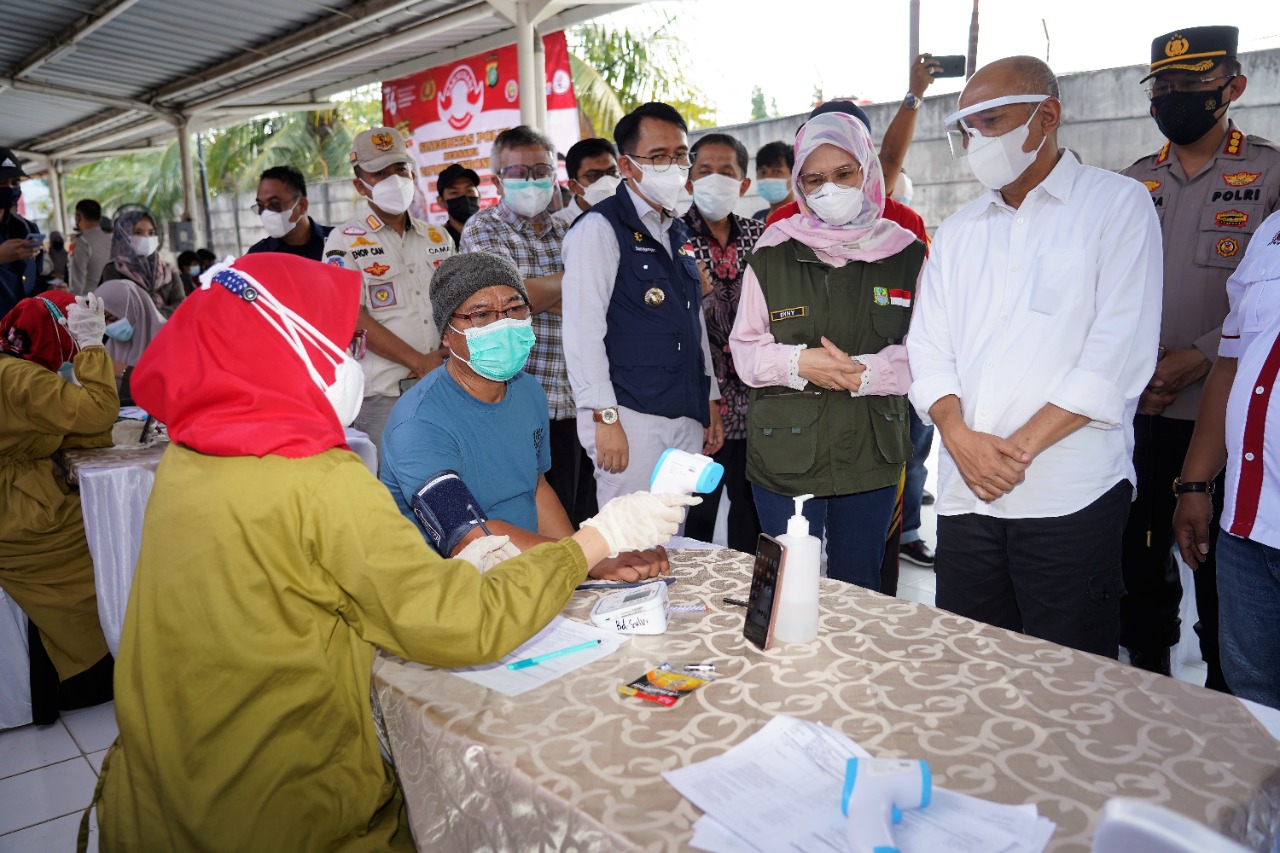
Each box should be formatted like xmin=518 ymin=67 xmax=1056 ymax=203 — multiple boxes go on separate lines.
xmin=664 ymin=715 xmax=1055 ymax=853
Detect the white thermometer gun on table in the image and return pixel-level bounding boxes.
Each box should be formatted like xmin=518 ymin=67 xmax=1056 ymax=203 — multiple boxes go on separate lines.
xmin=842 ymin=758 xmax=932 ymax=853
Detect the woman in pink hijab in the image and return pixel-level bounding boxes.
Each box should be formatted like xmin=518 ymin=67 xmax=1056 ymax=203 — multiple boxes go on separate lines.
xmin=729 ymin=111 xmax=925 ymax=590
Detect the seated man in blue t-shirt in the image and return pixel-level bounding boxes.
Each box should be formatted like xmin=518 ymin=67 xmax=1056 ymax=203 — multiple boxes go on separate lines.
xmin=380 ymin=252 xmax=666 ymax=581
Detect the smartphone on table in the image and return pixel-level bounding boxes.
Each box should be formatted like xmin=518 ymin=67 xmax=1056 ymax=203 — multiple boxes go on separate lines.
xmin=743 ymin=533 xmax=788 ymax=651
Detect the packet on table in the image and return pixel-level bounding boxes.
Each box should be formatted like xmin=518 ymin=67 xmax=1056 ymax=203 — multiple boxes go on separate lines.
xmin=618 ymin=662 xmax=714 ymax=707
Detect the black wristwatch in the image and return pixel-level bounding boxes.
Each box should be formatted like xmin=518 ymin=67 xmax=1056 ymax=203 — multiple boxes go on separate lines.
xmin=1172 ymin=477 xmax=1215 ymax=497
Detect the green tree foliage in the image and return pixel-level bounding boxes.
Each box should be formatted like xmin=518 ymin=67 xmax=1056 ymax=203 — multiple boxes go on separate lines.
xmin=63 ymin=86 xmax=382 ymax=224
xmin=567 ymin=14 xmax=715 ymax=138
xmin=750 ymin=86 xmax=768 ymax=122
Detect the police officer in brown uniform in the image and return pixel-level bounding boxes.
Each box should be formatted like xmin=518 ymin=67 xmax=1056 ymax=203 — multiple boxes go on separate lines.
xmin=1120 ymin=26 xmax=1280 ymax=684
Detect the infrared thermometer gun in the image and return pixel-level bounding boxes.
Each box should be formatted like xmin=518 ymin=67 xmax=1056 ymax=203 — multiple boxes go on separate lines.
xmin=841 ymin=758 xmax=932 ymax=853
xmin=649 ymin=448 xmax=724 ymax=496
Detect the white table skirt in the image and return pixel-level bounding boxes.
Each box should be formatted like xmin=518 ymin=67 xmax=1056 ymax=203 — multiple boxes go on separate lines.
xmin=80 ymin=429 xmax=376 ymax=657
xmin=0 ymin=590 xmax=31 ymax=729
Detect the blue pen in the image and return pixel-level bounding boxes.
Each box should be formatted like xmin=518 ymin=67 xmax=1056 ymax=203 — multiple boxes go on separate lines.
xmin=506 ymin=639 xmax=603 ymax=670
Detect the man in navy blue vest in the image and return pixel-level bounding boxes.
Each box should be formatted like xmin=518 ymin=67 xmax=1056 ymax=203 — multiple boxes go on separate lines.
xmin=563 ymin=102 xmax=724 ymax=509
xmin=0 ymin=148 xmax=45 ymax=318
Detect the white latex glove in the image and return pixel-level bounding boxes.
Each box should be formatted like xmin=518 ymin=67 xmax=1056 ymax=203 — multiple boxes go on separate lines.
xmin=581 ymin=492 xmax=701 ymax=555
xmin=454 ymin=535 xmax=522 ymax=573
xmin=66 ymin=293 xmax=107 ymax=349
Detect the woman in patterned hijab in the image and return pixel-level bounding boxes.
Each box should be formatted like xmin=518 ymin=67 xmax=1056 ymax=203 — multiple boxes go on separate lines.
xmin=100 ymin=204 xmax=186 ymax=317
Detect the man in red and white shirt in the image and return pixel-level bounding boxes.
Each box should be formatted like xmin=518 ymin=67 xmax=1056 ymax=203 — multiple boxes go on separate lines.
xmin=1175 ymin=208 xmax=1280 ymax=709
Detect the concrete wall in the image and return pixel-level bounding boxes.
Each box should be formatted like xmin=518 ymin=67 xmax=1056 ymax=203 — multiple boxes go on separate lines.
xmin=692 ymin=48 xmax=1280 ymax=233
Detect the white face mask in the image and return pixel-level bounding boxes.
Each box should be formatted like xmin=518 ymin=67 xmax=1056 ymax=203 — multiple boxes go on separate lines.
xmin=204 ymin=264 xmax=365 ymax=426
xmin=502 ymin=179 xmax=555 ymax=218
xmin=963 ymin=103 xmax=1047 ymax=190
xmin=692 ymin=173 xmax=742 ymax=222
xmin=131 ymin=235 xmax=160 ymax=257
xmin=364 ymin=174 xmax=416 ymax=215
xmin=804 ymin=183 xmax=865 ymax=226
xmin=627 ymin=156 xmax=689 ymax=212
xmin=260 ymin=201 xmax=301 ymax=240
xmin=582 ymin=174 xmax=621 ymax=207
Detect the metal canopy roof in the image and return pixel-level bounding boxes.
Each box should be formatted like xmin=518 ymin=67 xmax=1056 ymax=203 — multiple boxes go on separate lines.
xmin=1 ymin=0 xmax=632 ymax=165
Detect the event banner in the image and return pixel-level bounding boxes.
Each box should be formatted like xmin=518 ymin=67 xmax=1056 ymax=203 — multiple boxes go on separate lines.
xmin=381 ymin=31 xmax=581 ymax=225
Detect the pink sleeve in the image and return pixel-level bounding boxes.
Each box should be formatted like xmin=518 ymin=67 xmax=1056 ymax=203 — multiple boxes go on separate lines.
xmin=729 ymin=266 xmax=804 ymax=388
xmin=856 ymin=345 xmax=912 ymax=396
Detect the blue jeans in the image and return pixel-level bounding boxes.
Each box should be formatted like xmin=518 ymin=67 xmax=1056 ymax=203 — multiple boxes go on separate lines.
xmin=752 ymin=484 xmax=896 ymax=590
xmin=902 ymin=409 xmax=933 ymax=545
xmin=1217 ymin=532 xmax=1280 ymax=709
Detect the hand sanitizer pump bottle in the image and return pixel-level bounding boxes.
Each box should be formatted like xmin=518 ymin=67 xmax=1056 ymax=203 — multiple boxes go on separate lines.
xmin=773 ymin=494 xmax=821 ymax=644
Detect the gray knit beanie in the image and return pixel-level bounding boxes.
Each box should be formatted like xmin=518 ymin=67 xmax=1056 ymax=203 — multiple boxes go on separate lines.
xmin=431 ymin=251 xmax=530 ymax=335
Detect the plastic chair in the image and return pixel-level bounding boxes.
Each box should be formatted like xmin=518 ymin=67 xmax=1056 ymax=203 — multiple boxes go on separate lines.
xmin=1092 ymin=799 xmax=1251 ymax=853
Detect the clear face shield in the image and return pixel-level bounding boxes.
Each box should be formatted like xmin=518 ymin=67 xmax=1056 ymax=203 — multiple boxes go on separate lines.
xmin=943 ymin=94 xmax=1050 ymax=158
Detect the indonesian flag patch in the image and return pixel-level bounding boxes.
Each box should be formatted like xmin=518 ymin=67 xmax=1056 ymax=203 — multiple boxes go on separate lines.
xmin=888 ymin=289 xmax=912 ymax=308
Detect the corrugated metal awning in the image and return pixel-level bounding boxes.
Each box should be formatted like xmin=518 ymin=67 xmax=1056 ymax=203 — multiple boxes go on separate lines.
xmin=1 ymin=0 xmax=631 ymax=165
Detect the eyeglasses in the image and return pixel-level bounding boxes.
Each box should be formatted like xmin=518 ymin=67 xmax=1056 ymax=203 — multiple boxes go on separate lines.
xmin=498 ymin=164 xmax=556 ymax=181
xmin=580 ymin=167 xmax=621 ymax=183
xmin=450 ymin=301 xmax=532 ymax=326
xmin=628 ymin=153 xmax=692 ymax=172
xmin=797 ymin=163 xmax=863 ymax=195
xmin=1146 ymin=75 xmax=1237 ymax=99
xmin=251 ymin=198 xmax=298 ymax=215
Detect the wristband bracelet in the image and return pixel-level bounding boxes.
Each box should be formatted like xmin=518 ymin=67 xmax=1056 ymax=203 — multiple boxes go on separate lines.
xmin=1172 ymin=477 xmax=1214 ymax=496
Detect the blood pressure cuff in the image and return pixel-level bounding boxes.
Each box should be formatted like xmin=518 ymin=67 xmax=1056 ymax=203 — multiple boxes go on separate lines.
xmin=410 ymin=470 xmax=491 ymax=557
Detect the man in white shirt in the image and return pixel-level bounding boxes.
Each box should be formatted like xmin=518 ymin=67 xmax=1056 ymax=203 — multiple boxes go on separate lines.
xmin=554 ymin=138 xmax=621 ymax=227
xmin=1174 ymin=209 xmax=1280 ymax=708
xmin=907 ymin=57 xmax=1163 ymax=658
xmin=562 ymin=102 xmax=723 ymax=507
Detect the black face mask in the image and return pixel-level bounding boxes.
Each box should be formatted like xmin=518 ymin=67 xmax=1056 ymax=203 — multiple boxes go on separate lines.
xmin=446 ymin=195 xmax=480 ymax=224
xmin=1150 ymin=81 xmax=1231 ymax=146
xmin=0 ymin=185 xmax=21 ymax=210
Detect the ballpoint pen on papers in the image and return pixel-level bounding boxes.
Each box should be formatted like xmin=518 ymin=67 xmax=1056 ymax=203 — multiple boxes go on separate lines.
xmin=506 ymin=639 xmax=603 ymax=670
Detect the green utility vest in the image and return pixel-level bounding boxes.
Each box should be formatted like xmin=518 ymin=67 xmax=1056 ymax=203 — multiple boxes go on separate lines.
xmin=744 ymin=238 xmax=925 ymax=497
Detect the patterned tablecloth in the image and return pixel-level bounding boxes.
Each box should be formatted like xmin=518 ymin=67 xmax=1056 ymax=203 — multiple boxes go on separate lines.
xmin=372 ymin=549 xmax=1280 ymax=853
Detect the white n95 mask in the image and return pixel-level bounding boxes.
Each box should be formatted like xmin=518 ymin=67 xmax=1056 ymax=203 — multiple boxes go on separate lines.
xmin=365 ymin=175 xmax=416 ymax=215
xmin=628 ymin=157 xmax=688 ymax=212
xmin=804 ymin=183 xmax=865 ymax=226
xmin=692 ymin=174 xmax=742 ymax=222
xmin=582 ymin=175 xmax=621 ymax=207
xmin=260 ymin=203 xmax=299 ymax=239
xmin=945 ymin=95 xmax=1050 ymax=190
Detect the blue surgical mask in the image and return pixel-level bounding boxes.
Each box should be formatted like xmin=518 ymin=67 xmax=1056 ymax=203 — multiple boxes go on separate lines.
xmin=105 ymin=317 xmax=134 ymax=341
xmin=756 ymin=178 xmax=790 ymax=204
xmin=0 ymin=185 xmax=21 ymax=210
xmin=187 ymin=264 xmax=201 ymax=277
xmin=450 ymin=317 xmax=536 ymax=381
xmin=57 ymin=361 xmax=76 ymax=383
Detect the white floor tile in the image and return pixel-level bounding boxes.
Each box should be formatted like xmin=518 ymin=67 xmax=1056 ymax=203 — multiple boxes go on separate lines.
xmin=0 ymin=809 xmax=97 ymax=852
xmin=0 ymin=757 xmax=97 ymax=835
xmin=85 ymin=749 xmax=108 ymax=776
xmin=896 ymin=585 xmax=936 ymax=606
xmin=61 ymin=703 xmax=118 ymax=754
xmin=1175 ymin=663 xmax=1209 ymax=687
xmin=0 ymin=722 xmax=80 ymax=781
xmin=898 ymin=565 xmax=934 ymax=589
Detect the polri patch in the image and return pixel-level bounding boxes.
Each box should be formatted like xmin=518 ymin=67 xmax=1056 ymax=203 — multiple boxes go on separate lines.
xmin=1216 ymin=210 xmax=1249 ymax=229
xmin=1216 ymin=237 xmax=1240 ymax=258
xmin=873 ymin=286 xmax=889 ymax=306
xmin=770 ymin=306 xmax=808 ymax=322
xmin=368 ymin=282 xmax=398 ymax=308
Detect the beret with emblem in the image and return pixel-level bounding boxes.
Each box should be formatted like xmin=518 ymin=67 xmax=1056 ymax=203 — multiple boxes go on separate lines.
xmin=350 ymin=126 xmax=415 ymax=173
xmin=1141 ymin=25 xmax=1238 ymax=82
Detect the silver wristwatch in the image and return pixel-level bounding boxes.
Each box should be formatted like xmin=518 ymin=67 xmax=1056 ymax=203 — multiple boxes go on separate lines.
xmin=902 ymin=92 xmax=923 ymax=111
